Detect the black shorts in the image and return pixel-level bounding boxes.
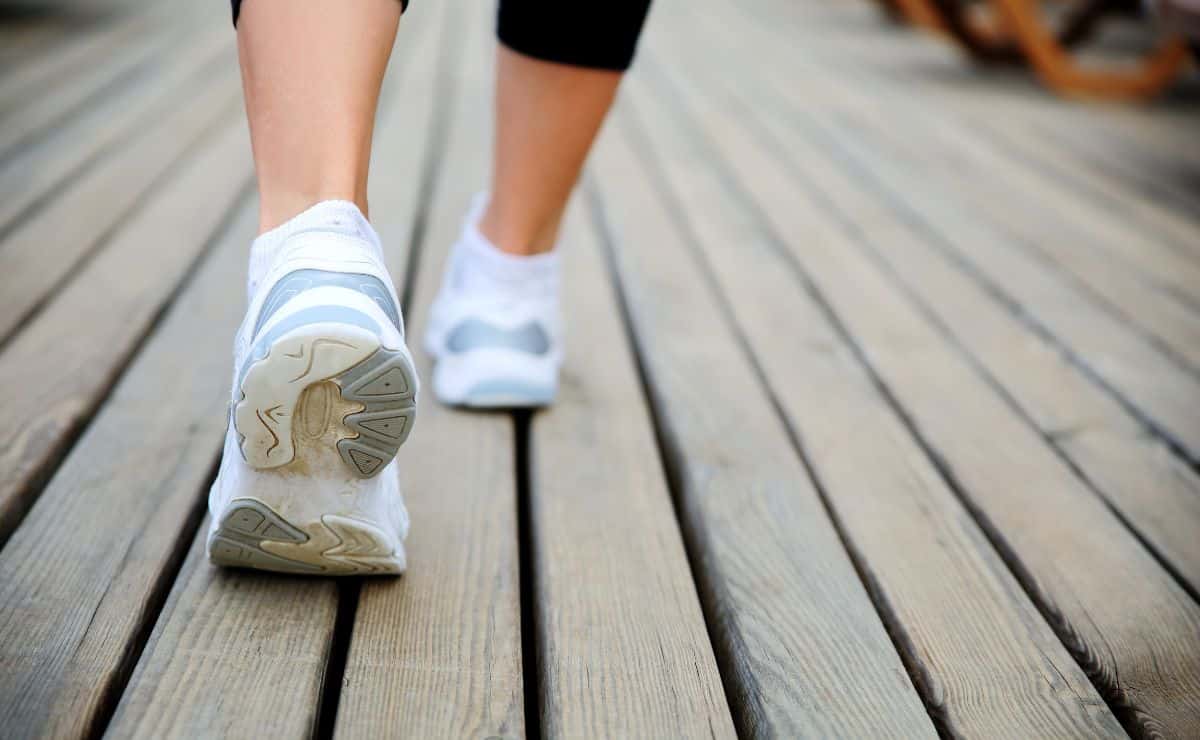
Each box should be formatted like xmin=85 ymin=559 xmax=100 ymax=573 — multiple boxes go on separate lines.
xmin=230 ymin=0 xmax=652 ymax=72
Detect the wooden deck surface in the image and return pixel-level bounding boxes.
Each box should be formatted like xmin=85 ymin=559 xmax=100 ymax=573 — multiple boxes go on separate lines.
xmin=1 ymin=0 xmax=1199 ymax=737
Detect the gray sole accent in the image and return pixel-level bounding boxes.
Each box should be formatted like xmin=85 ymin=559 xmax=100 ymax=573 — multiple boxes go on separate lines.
xmin=207 ymin=499 xmax=323 ymax=574
xmin=253 ymin=268 xmax=402 ymax=337
xmin=207 ymin=498 xmax=404 ymax=576
xmin=334 ymin=346 xmax=417 ymax=478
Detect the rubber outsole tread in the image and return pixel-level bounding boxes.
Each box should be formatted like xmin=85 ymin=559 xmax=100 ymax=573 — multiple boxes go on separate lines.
xmin=207 ymin=498 xmax=404 ymax=575
xmin=334 ymin=346 xmax=417 ymax=478
xmin=236 ymin=329 xmax=418 ymax=480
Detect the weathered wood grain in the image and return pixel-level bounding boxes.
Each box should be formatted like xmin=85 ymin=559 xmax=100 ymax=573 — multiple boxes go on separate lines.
xmin=0 ymin=3 xmax=192 ymax=160
xmin=754 ymin=0 xmax=1200 ymax=201
xmin=588 ymin=88 xmax=935 ymax=739
xmin=623 ymin=61 xmax=1124 ymax=738
xmin=1026 ymin=117 xmax=1200 ymax=228
xmin=653 ymin=9 xmax=1200 ymax=732
xmin=0 ymin=40 xmax=239 ymax=344
xmin=0 ymin=22 xmax=233 ymax=235
xmin=529 ymin=201 xmax=736 ymax=738
xmin=335 ymin=4 xmax=524 ymax=738
xmin=0 ymin=196 xmax=255 ymax=740
xmin=808 ymin=117 xmax=1200 ymax=451
xmin=0 ymin=17 xmax=72 ymax=90
xmin=883 ymin=92 xmax=1200 ymax=267
xmin=875 ymin=126 xmax=1200 ymax=361
xmin=721 ymin=28 xmax=1200 ymax=468
xmin=0 ymin=113 xmax=252 ymax=545
xmin=107 ymin=519 xmax=340 ymax=739
xmin=742 ymin=0 xmax=1200 ymax=269
xmin=679 ymin=0 xmax=1200 ymax=599
xmin=714 ymin=70 xmax=1200 ymax=601
xmin=750 ymin=43 xmax=1200 ymax=375
xmin=0 ymin=6 xmax=160 ymax=116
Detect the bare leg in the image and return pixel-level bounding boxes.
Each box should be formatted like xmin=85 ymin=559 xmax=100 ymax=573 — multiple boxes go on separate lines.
xmin=237 ymin=0 xmax=402 ymax=232
xmin=478 ymin=46 xmax=623 ymax=255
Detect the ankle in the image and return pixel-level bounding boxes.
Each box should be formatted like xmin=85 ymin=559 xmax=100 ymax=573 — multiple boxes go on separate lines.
xmin=477 ymin=204 xmax=559 ymax=256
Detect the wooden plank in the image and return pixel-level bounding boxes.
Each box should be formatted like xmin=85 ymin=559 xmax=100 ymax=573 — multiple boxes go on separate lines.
xmin=587 ymin=83 xmax=935 ymax=740
xmin=335 ymin=3 xmax=524 ymax=737
xmin=703 ymin=6 xmax=1200 ymax=465
xmin=109 ymin=526 xmax=338 ymax=739
xmin=652 ymin=7 xmax=1200 ymax=733
xmin=761 ymin=0 xmax=1200 ymax=171
xmin=753 ymin=0 xmax=1200 ymax=237
xmin=749 ymin=47 xmax=1200 ymax=374
xmin=1029 ymin=117 xmax=1200 ymax=227
xmin=530 ymin=201 xmax=735 ymax=737
xmin=107 ymin=10 xmax=443 ymax=737
xmin=722 ymin=0 xmax=1200 ymax=297
xmin=0 ymin=39 xmax=239 ymax=344
xmin=0 ymin=21 xmax=233 ymax=235
xmin=368 ymin=1 xmax=446 ymax=283
xmin=0 ymin=112 xmax=252 ymax=545
xmin=0 ymin=7 xmax=158 ymax=116
xmin=700 ymin=8 xmax=1200 ymax=436
xmin=735 ymin=1 xmax=1200 ymax=360
xmin=889 ymin=96 xmax=1200 ymax=267
xmin=976 ymin=123 xmax=1200 ymax=266
xmin=0 ymin=15 xmax=71 ymax=83
xmin=871 ymin=127 xmax=1200 ymax=368
xmin=620 ymin=63 xmax=1125 ymax=738
xmin=0 ymin=201 xmax=256 ymax=739
xmin=808 ymin=105 xmax=1200 ymax=463
xmin=0 ymin=4 xmax=193 ymax=160
xmin=707 ymin=65 xmax=1200 ymax=599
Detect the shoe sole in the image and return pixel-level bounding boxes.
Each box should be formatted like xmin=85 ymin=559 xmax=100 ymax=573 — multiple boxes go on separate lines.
xmin=234 ymin=322 xmax=417 ymax=479
xmin=207 ymin=497 xmax=405 ymax=575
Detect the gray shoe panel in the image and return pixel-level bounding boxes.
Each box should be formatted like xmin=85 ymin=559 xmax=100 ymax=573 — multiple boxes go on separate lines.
xmin=334 ymin=346 xmax=418 ymax=478
xmin=238 ymin=305 xmax=382 ymax=386
xmin=254 ymin=269 xmax=401 ymax=336
xmin=445 ymin=319 xmax=550 ymax=355
xmin=462 ymin=378 xmax=555 ymax=407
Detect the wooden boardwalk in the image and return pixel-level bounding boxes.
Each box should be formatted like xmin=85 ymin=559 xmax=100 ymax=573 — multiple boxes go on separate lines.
xmin=1 ymin=0 xmax=1199 ymax=736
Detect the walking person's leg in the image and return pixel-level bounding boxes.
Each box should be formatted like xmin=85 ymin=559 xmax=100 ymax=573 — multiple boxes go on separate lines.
xmin=208 ymin=0 xmax=417 ymax=576
xmin=479 ymin=51 xmax=624 ymax=257
xmin=426 ymin=1 xmax=652 ymax=406
xmin=237 ymin=0 xmax=403 ymax=231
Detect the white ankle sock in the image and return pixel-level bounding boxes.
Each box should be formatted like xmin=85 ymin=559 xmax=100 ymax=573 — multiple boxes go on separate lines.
xmin=247 ymin=200 xmax=382 ymax=299
xmin=449 ymin=197 xmax=560 ymax=298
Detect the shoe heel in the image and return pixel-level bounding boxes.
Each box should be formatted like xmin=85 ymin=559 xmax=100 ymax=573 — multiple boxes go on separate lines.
xmin=234 ymin=321 xmax=417 ymax=478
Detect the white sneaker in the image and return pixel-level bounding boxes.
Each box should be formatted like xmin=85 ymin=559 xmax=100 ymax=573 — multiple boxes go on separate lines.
xmin=425 ymin=196 xmax=562 ymax=408
xmin=206 ymin=201 xmax=417 ymax=575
